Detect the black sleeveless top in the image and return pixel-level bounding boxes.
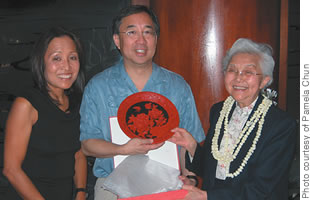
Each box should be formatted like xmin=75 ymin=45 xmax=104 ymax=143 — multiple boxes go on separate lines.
xmin=5 ymin=88 xmax=81 ymax=199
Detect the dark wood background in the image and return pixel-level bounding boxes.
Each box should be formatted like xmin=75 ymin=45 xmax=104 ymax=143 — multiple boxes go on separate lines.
xmin=150 ymin=0 xmax=282 ymax=132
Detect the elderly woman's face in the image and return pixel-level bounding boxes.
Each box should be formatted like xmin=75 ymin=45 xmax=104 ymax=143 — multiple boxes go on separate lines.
xmin=224 ymin=53 xmax=270 ymax=108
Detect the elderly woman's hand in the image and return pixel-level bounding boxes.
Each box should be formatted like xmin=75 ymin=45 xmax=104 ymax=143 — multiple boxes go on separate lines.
xmin=169 ymin=128 xmax=197 ymax=157
xmin=180 ymin=184 xmax=207 ymax=200
xmin=179 ymin=175 xmax=197 ymax=186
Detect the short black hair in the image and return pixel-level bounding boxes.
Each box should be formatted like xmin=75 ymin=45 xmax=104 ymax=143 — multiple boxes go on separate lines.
xmin=112 ymin=5 xmax=160 ymax=37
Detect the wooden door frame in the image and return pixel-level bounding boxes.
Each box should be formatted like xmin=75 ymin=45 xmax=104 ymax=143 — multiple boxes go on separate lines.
xmin=132 ymin=0 xmax=288 ymax=110
xmin=278 ymin=0 xmax=289 ymax=110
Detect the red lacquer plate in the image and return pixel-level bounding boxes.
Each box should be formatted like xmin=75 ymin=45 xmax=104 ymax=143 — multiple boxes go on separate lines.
xmin=117 ymin=92 xmax=180 ymax=144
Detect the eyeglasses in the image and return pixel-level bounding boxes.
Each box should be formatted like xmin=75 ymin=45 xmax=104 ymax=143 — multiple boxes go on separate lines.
xmin=225 ymin=68 xmax=262 ymax=78
xmin=119 ymin=30 xmax=156 ymax=39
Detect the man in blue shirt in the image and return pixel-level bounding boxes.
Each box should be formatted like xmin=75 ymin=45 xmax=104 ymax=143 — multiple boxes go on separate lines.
xmin=80 ymin=5 xmax=205 ymax=200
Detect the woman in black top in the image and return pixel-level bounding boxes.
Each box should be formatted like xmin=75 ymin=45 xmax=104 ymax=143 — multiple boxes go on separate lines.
xmin=3 ymin=27 xmax=87 ymax=200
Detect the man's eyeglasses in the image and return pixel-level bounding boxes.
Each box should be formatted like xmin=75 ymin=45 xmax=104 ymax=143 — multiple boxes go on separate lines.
xmin=119 ymin=30 xmax=156 ymax=39
xmin=225 ymin=67 xmax=262 ymax=78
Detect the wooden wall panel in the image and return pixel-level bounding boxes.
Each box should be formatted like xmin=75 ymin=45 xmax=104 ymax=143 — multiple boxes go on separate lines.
xmin=150 ymin=0 xmax=281 ymax=132
xmin=278 ymin=0 xmax=289 ymax=110
xmin=131 ymin=0 xmax=150 ymax=7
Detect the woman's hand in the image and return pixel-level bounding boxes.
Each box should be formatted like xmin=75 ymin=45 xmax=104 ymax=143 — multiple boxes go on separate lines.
xmin=181 ymin=184 xmax=207 ymax=200
xmin=75 ymin=191 xmax=87 ymax=200
xmin=169 ymin=128 xmax=197 ymax=156
xmin=179 ymin=175 xmax=197 ymax=186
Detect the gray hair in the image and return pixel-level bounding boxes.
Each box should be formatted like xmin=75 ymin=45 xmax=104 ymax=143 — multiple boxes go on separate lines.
xmin=222 ymin=38 xmax=274 ymax=87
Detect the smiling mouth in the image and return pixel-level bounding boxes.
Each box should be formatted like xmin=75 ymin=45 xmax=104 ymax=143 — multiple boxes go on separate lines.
xmin=58 ymin=74 xmax=72 ymax=79
xmin=233 ymin=86 xmax=247 ymax=90
xmin=136 ymin=49 xmax=146 ymax=53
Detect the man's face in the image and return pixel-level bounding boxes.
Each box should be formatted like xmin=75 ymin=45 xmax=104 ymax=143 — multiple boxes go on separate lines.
xmin=113 ymin=12 xmax=157 ymax=67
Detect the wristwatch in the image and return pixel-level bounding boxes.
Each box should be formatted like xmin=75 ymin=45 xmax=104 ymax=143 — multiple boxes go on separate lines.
xmin=76 ymin=188 xmax=88 ymax=198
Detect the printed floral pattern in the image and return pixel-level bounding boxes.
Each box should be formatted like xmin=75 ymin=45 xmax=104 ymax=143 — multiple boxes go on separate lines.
xmin=126 ymin=101 xmax=168 ymax=139
xmin=212 ymin=96 xmax=272 ymax=179
xmin=216 ymin=101 xmax=254 ymax=180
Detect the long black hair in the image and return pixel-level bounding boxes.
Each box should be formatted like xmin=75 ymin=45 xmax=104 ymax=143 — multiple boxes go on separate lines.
xmin=31 ymin=26 xmax=85 ymax=98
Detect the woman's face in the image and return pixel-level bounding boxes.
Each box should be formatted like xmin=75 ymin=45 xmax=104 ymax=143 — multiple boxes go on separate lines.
xmin=224 ymin=53 xmax=270 ymax=107
xmin=44 ymin=36 xmax=80 ymax=93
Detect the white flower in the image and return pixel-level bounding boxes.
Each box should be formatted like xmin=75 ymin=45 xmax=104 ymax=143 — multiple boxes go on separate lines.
xmin=211 ymin=96 xmax=272 ymax=178
xmin=262 ymin=88 xmax=278 ymax=105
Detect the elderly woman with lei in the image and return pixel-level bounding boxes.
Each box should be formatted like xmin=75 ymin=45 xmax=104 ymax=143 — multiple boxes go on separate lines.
xmin=169 ymin=38 xmax=297 ymax=200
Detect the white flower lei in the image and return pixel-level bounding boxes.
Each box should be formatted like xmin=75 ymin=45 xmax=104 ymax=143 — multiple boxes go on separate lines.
xmin=211 ymin=95 xmax=272 ymax=178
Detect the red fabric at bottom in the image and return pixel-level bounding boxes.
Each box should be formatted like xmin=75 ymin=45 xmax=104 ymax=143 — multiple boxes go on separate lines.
xmin=118 ymin=189 xmax=188 ymax=200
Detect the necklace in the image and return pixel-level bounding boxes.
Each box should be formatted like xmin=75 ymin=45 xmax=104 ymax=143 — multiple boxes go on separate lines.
xmin=211 ymin=95 xmax=272 ymax=178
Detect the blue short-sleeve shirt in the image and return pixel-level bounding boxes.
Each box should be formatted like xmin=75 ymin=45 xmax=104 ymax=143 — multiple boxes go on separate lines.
xmin=80 ymin=59 xmax=205 ymax=177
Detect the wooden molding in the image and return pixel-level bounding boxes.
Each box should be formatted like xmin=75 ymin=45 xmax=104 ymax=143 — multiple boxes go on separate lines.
xmin=278 ymin=0 xmax=289 ymax=110
xmin=131 ymin=0 xmax=150 ymax=7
